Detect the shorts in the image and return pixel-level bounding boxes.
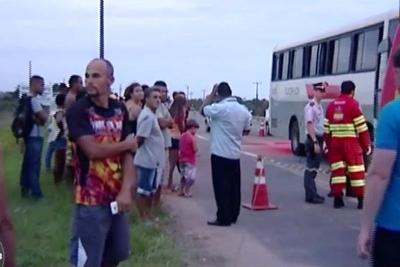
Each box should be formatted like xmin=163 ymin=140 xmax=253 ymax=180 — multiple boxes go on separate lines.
xmin=136 ymin=165 xmax=158 ymax=196
xmin=372 ymin=226 xmax=400 ymax=267
xmin=70 ymin=205 xmax=130 ymax=267
xmin=179 ymin=162 xmax=196 ymax=186
xmin=171 ymin=138 xmax=180 ymax=150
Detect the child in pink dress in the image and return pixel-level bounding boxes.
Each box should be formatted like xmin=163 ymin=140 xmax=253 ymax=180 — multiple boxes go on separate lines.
xmin=178 ymin=119 xmax=199 ymax=197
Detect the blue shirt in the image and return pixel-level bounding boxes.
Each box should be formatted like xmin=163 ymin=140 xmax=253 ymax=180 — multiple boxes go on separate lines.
xmin=203 ymin=97 xmax=251 ymax=159
xmin=375 ymin=99 xmax=400 ymax=231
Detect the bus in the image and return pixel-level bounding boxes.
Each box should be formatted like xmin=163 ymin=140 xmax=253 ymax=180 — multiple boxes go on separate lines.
xmin=269 ymin=9 xmax=399 ymax=155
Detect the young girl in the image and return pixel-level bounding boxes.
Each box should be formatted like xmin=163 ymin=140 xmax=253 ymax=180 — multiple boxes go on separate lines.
xmin=178 ymin=119 xmax=199 ymax=197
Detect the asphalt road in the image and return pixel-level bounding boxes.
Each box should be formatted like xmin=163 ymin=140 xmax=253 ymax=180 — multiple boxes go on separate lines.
xmin=174 ymin=112 xmax=368 ymax=267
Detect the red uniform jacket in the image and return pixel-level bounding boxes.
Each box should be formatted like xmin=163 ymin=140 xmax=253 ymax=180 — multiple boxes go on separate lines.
xmin=324 ymin=95 xmax=371 ymax=152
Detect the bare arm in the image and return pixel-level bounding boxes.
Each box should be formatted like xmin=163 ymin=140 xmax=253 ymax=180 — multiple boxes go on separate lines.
xmin=115 ymin=152 xmax=136 ymax=212
xmin=360 ymin=149 xmax=395 ymax=231
xmin=358 ymin=149 xmax=395 ymax=258
xmin=76 ymin=135 xmax=137 ymax=160
xmin=306 ymin=122 xmax=317 ymax=142
xmin=158 ymin=118 xmax=173 ymax=129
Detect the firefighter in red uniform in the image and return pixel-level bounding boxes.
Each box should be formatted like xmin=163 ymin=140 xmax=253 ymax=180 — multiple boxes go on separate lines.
xmin=324 ymin=81 xmax=371 ymax=209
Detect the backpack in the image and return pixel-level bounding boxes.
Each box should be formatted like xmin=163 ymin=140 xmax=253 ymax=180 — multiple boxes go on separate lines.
xmin=11 ymin=95 xmax=33 ymax=142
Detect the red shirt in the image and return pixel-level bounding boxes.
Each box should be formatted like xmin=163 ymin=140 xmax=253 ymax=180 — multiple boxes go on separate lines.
xmin=179 ymin=132 xmax=196 ymax=164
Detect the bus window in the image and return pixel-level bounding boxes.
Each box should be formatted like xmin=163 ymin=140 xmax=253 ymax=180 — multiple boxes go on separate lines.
xmin=292 ymin=48 xmax=303 ymax=78
xmin=327 ymin=40 xmax=336 ymax=74
xmin=356 ymin=28 xmax=381 ymax=71
xmin=317 ymin=42 xmax=327 ymax=75
xmin=271 ymin=54 xmax=278 ymax=81
xmin=310 ymin=45 xmax=318 ymax=76
xmin=282 ymin=51 xmax=289 ymax=80
xmin=335 ymin=37 xmax=352 ymax=73
xmin=303 ymin=46 xmax=311 ymax=77
xmin=278 ymin=53 xmax=284 ymax=80
xmin=389 ymin=19 xmax=399 ymax=44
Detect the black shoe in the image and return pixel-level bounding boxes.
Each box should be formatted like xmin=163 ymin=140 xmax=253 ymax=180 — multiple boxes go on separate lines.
xmin=327 ymin=191 xmax=334 ymax=198
xmin=306 ymin=197 xmax=324 ymax=204
xmin=334 ymin=197 xmax=345 ymax=209
xmin=316 ymin=195 xmax=325 ymax=201
xmin=357 ymin=197 xmax=363 ymax=210
xmin=207 ymin=220 xmax=231 ymax=227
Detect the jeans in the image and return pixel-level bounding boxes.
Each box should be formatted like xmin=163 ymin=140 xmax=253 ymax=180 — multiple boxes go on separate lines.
xmin=20 ymin=137 xmax=44 ymax=198
xmin=45 ymin=138 xmax=67 ymax=170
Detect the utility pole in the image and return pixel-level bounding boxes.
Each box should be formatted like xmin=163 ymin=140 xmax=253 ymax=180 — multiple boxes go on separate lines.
xmin=28 ymin=60 xmax=32 ymax=82
xmin=99 ymin=0 xmax=105 ymax=59
xmin=253 ymin=81 xmax=262 ymax=101
xmin=186 ymin=85 xmax=189 ymax=98
xmin=202 ymin=89 xmax=206 ymax=100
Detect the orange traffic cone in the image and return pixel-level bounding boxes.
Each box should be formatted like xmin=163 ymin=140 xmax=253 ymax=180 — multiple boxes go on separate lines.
xmin=258 ymin=120 xmax=265 ymax=137
xmin=242 ymin=156 xmax=278 ymax=210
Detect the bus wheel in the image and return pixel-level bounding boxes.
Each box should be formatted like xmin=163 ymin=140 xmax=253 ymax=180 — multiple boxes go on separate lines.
xmin=289 ymin=119 xmax=305 ymax=156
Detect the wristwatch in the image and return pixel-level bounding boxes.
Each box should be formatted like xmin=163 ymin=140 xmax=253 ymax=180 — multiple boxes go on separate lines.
xmin=313 ymin=140 xmax=318 ymax=144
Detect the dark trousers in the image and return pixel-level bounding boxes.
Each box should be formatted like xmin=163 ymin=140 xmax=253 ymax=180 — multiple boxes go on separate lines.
xmin=303 ymin=135 xmax=323 ymax=200
xmin=20 ymin=137 xmax=44 ymax=198
xmin=45 ymin=137 xmax=66 ymax=171
xmin=211 ymin=154 xmax=241 ymax=224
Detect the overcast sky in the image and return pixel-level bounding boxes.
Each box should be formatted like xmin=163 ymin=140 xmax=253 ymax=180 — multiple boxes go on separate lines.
xmin=0 ymin=0 xmax=397 ymax=99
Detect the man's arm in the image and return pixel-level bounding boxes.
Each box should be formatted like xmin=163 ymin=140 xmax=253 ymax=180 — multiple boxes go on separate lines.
xmin=31 ymin=97 xmax=48 ymax=125
xmin=358 ymin=149 xmax=395 ymax=257
xmin=116 ymin=152 xmax=136 ymax=212
xmin=158 ymin=118 xmax=173 ymax=129
xmin=358 ymin=104 xmax=398 ymax=259
xmin=75 ymin=135 xmax=136 ymax=160
xmin=200 ymin=84 xmax=218 ymax=116
xmin=66 ymin=102 xmax=137 ymax=160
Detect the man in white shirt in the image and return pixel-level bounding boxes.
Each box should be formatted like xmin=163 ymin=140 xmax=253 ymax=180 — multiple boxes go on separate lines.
xmin=303 ymin=82 xmax=326 ymax=204
xmin=201 ymin=82 xmax=251 ymax=226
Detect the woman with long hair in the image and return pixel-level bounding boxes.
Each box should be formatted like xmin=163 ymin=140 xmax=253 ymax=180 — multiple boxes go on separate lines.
xmin=124 ymin=82 xmax=144 ymax=134
xmin=167 ymin=95 xmax=187 ymax=191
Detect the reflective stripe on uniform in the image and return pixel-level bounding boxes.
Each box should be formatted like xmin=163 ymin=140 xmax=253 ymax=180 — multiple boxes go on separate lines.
xmin=331 ymin=132 xmax=357 ymax=138
xmin=356 ymin=124 xmax=368 ymax=134
xmin=351 ymin=179 xmax=365 ymax=187
xmin=347 ymin=164 xmax=365 ymax=173
xmin=353 ymin=115 xmax=366 ymax=125
xmin=324 ymin=119 xmax=330 ymax=134
xmin=331 ymin=176 xmax=347 ymax=184
xmin=331 ymin=161 xmax=346 ymax=171
xmin=329 ymin=124 xmax=356 ymax=131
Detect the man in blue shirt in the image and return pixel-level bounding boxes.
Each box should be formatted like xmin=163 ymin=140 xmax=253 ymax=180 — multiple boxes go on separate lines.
xmin=201 ymin=82 xmax=251 ymax=226
xmin=357 ymin=48 xmax=400 ymax=266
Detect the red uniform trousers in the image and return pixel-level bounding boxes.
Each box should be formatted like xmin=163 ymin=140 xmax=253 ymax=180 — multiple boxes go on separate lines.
xmin=329 ymin=138 xmax=365 ymax=197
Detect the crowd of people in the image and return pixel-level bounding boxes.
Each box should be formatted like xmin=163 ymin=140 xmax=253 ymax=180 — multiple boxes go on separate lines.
xmin=2 ymin=49 xmax=400 ymax=266
xmin=6 ymin=58 xmax=205 ymax=266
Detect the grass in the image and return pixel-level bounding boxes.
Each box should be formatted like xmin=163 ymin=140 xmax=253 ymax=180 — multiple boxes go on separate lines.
xmin=0 ymin=125 xmax=182 ymax=267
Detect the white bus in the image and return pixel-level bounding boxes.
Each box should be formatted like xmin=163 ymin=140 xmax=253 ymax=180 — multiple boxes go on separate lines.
xmin=269 ymin=9 xmax=399 ymax=155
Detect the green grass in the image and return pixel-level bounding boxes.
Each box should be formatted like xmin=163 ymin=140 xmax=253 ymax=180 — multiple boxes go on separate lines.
xmin=0 ymin=127 xmax=182 ymax=267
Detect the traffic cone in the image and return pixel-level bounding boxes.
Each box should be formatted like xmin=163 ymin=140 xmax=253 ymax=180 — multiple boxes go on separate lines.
xmin=258 ymin=119 xmax=265 ymax=137
xmin=242 ymin=156 xmax=278 ymax=210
